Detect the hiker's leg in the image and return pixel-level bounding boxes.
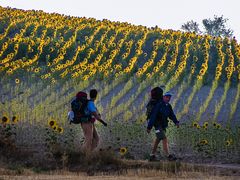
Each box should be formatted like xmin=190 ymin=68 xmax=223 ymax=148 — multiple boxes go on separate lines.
xmin=162 ymin=137 xmax=169 ymax=156
xmin=163 ymin=138 xmax=177 ymax=160
xmin=152 ymin=128 xmax=166 ymax=155
xmin=81 ymin=122 xmax=94 ymax=153
xmin=92 ymin=125 xmax=99 ymax=150
xmin=151 ymin=138 xmax=160 ymax=155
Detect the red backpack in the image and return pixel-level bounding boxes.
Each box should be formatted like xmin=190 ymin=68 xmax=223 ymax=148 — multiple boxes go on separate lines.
xmin=69 ymin=91 xmax=90 ymax=124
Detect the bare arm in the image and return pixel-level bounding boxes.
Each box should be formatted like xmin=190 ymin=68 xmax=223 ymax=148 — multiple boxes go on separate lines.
xmin=92 ymin=111 xmax=107 ymax=126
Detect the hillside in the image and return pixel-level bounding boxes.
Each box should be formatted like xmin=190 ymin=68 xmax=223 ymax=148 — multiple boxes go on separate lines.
xmin=1 ymin=6 xmax=239 ymax=121
xmin=0 ymin=6 xmax=240 ymax=164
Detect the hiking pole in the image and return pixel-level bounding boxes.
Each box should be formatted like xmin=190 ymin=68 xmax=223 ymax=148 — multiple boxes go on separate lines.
xmin=98 ymin=119 xmax=108 ymax=126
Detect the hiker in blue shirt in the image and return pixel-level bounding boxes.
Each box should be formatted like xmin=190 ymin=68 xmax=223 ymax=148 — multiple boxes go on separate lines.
xmin=147 ymin=89 xmax=179 ymax=161
xmin=81 ymin=89 xmax=107 ymax=153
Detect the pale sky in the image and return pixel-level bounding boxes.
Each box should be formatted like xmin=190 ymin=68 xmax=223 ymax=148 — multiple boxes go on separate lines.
xmin=0 ymin=0 xmax=239 ymax=40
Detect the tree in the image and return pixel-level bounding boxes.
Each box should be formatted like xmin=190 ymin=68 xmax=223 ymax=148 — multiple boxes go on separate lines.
xmin=181 ymin=20 xmax=201 ymax=34
xmin=202 ymin=15 xmax=233 ymax=38
xmin=181 ymin=15 xmax=234 ymax=38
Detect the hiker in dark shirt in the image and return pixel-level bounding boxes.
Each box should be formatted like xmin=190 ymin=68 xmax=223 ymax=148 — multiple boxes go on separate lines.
xmin=147 ymin=90 xmax=179 ymax=161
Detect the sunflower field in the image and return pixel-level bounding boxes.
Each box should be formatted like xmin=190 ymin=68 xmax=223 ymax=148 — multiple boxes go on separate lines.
xmin=0 ymin=6 xmax=240 ymax=164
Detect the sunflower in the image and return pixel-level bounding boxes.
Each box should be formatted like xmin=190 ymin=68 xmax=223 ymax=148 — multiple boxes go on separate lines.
xmin=139 ymin=119 xmax=145 ymax=123
xmin=7 ymin=68 xmax=13 ymax=74
xmin=15 ymin=78 xmax=20 ymax=84
xmin=216 ymin=123 xmax=221 ymax=129
xmin=2 ymin=115 xmax=10 ymax=124
xmin=200 ymin=139 xmax=208 ymax=145
xmin=159 ymin=72 xmax=164 ymax=77
xmin=51 ymin=78 xmax=56 ymax=84
xmin=203 ymin=122 xmax=209 ymax=129
xmin=197 ymin=75 xmax=202 ymax=80
xmin=12 ymin=116 xmax=18 ymax=123
xmin=119 ymin=147 xmax=127 ymax=156
xmin=225 ymin=140 xmax=231 ymax=147
xmin=192 ymin=122 xmax=198 ymax=128
xmin=213 ymin=122 xmax=217 ymax=127
xmin=52 ymin=125 xmax=58 ymax=131
xmin=48 ymin=119 xmax=57 ymax=127
xmin=57 ymin=127 xmax=64 ymax=134
xmin=34 ymin=68 xmax=40 ymax=73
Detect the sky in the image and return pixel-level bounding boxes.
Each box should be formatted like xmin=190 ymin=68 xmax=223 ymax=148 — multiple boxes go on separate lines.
xmin=0 ymin=0 xmax=239 ymax=40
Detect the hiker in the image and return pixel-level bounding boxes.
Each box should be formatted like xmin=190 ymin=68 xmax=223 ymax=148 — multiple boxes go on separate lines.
xmin=146 ymin=89 xmax=179 ymax=161
xmin=81 ymin=89 xmax=107 ymax=153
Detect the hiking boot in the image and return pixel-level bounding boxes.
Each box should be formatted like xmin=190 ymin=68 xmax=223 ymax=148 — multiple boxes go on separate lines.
xmin=149 ymin=154 xmax=157 ymax=161
xmin=167 ymin=154 xmax=177 ymax=161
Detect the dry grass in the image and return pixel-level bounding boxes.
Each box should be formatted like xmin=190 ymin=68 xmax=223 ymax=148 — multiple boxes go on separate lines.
xmin=0 ymin=168 xmax=239 ymax=180
xmin=1 ymin=156 xmax=240 ymax=180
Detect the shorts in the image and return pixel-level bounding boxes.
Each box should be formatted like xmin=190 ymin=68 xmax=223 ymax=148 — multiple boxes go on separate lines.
xmin=155 ymin=128 xmax=166 ymax=140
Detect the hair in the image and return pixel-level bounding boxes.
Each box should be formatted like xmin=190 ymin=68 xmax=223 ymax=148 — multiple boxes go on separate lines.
xmin=90 ymin=89 xmax=98 ymax=99
xmin=151 ymin=87 xmax=163 ymax=100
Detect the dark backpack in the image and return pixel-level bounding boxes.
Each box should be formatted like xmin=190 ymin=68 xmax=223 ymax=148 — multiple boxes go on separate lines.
xmin=69 ymin=92 xmax=90 ymax=124
xmin=146 ymin=99 xmax=158 ymax=120
xmin=146 ymin=87 xmax=163 ymax=120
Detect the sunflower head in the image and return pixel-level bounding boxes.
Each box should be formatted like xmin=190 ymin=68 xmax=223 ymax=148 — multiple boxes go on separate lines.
xmin=2 ymin=115 xmax=10 ymax=124
xmin=12 ymin=116 xmax=19 ymax=123
xmin=57 ymin=127 xmax=64 ymax=134
xmin=52 ymin=125 xmax=58 ymax=131
xmin=34 ymin=68 xmax=40 ymax=73
xmin=200 ymin=139 xmax=208 ymax=145
xmin=119 ymin=147 xmax=127 ymax=156
xmin=192 ymin=122 xmax=198 ymax=128
xmin=48 ymin=119 xmax=57 ymax=127
xmin=225 ymin=140 xmax=231 ymax=147
xmin=203 ymin=122 xmax=209 ymax=129
xmin=203 ymin=122 xmax=208 ymax=127
xmin=216 ymin=123 xmax=221 ymax=129
xmin=213 ymin=122 xmax=217 ymax=127
xmin=15 ymin=78 xmax=20 ymax=84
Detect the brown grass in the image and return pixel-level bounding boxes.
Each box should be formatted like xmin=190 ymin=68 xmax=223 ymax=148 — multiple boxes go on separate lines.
xmin=1 ymin=148 xmax=240 ymax=179
xmin=0 ymin=167 xmax=239 ymax=180
xmin=1 ymin=159 xmax=240 ymax=179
